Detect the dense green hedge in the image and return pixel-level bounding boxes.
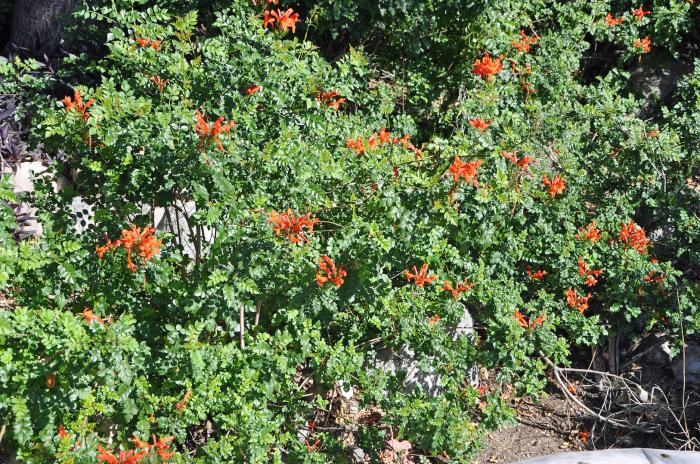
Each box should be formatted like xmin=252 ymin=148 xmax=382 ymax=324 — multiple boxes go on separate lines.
xmin=1 ymin=0 xmax=699 ymax=462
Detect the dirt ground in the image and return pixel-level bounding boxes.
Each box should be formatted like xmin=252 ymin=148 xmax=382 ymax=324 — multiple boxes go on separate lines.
xmin=473 ymin=393 xmax=587 ymax=464
xmin=474 ymin=345 xmax=700 ymax=464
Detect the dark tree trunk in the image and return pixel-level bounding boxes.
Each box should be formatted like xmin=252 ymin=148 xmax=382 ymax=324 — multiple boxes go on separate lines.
xmin=7 ymin=0 xmax=74 ymax=57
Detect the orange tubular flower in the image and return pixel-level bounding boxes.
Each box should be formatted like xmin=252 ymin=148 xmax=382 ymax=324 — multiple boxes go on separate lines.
xmin=326 ymin=97 xmax=346 ymax=110
xmin=262 ymin=9 xmax=276 ymax=29
xmin=501 ymin=150 xmax=518 ymax=164
xmin=514 ymin=310 xmax=545 ymax=330
xmin=150 ymin=435 xmax=175 ymax=461
xmin=367 ymin=132 xmax=379 ymax=150
xmin=130 ymin=436 xmax=150 ymax=450
xmin=526 ymin=266 xmax=547 ymax=280
xmin=542 ymin=174 xmax=565 ymax=197
xmin=269 ymin=8 xmax=300 ymax=33
xmin=502 ymin=150 xmax=535 ymax=171
xmin=58 ymin=425 xmax=69 ymax=440
xmin=246 ymin=84 xmax=263 ymax=95
xmin=62 ymin=90 xmax=95 ymax=120
xmin=468 ymin=118 xmax=493 ymax=131
xmin=317 ymin=91 xmax=346 ymax=110
xmin=634 ymin=36 xmax=652 ymax=53
xmin=394 ymin=134 xmax=412 ymax=149
xmin=578 ymin=430 xmax=588 ymax=444
xmin=268 ymin=209 xmax=319 ymax=244
xmin=81 ymin=308 xmax=107 ymax=325
xmin=512 ymin=30 xmax=539 ymax=53
xmin=619 ymin=220 xmax=649 ymax=253
xmin=517 ymin=156 xmax=535 ymax=169
xmin=96 ymin=445 xmax=148 ymax=464
xmin=604 ymin=13 xmax=625 ymax=26
xmin=566 ymin=288 xmax=592 ymax=314
xmin=576 ymin=221 xmax=601 ymax=242
xmin=120 ymin=224 xmax=161 ymax=272
xmin=404 ymin=263 xmax=437 ymax=288
xmin=442 ymin=279 xmax=474 ymax=300
xmin=135 ymin=37 xmax=161 ymax=51
xmin=472 ymin=53 xmax=504 ymax=81
xmin=577 ymin=257 xmax=603 ymax=287
xmin=195 ymin=110 xmax=235 ymax=153
xmin=447 ymin=157 xmax=483 ymax=187
xmin=316 ymin=256 xmax=347 ymax=288
xmin=175 ymin=389 xmax=192 ymax=412
xmin=428 ymin=314 xmax=441 ymax=325
xmin=379 ymin=128 xmax=392 ymax=146
xmin=46 ymin=373 xmax=56 ymax=388
xmin=631 ymin=6 xmax=651 ymax=19
xmin=96 ymin=224 xmax=161 ymax=272
xmin=148 ymin=75 xmax=168 ymax=93
xmin=346 ymin=136 xmax=366 ymax=155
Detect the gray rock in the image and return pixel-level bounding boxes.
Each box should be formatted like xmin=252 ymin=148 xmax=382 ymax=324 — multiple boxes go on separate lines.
xmin=368 ymin=308 xmax=478 ymax=397
xmin=672 ymin=342 xmax=700 ymax=384
xmin=628 ymin=52 xmax=693 ymax=117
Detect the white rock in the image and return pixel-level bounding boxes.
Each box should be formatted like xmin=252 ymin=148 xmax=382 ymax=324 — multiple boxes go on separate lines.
xmin=368 ymin=308 xmax=478 ymax=397
xmin=672 ymin=343 xmax=700 ymax=384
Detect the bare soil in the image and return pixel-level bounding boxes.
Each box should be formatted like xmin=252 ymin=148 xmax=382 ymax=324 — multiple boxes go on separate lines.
xmin=474 ymin=393 xmax=587 ymax=464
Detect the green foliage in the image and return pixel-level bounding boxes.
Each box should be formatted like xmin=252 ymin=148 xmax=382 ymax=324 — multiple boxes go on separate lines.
xmin=1 ymin=0 xmax=699 ymax=462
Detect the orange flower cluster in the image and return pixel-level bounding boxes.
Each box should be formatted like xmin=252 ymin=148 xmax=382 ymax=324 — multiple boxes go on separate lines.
xmin=263 ymin=8 xmax=300 ymax=33
xmin=447 ymin=157 xmax=483 ymax=187
xmin=619 ymin=220 xmax=649 ymax=253
xmin=510 ymin=61 xmax=536 ymax=95
xmin=501 ymin=150 xmax=535 ymax=171
xmin=468 ymin=118 xmax=493 ymax=131
xmin=246 ymin=84 xmax=263 ymax=96
xmin=96 ymin=224 xmax=162 ymax=272
xmin=576 ymin=221 xmax=601 ymax=242
xmin=604 ymin=13 xmax=625 ymax=26
xmin=97 ymin=445 xmax=147 ymax=464
xmin=526 ymin=266 xmax=547 ymax=280
xmin=62 ymin=90 xmax=94 ymax=120
xmin=442 ymin=279 xmax=474 ymax=299
xmin=577 ymin=257 xmax=603 ymax=287
xmin=404 ymin=263 xmax=437 ymax=288
xmin=566 ymin=288 xmax=592 ymax=313
xmin=268 ymin=209 xmax=319 ymax=244
xmin=135 ymin=37 xmax=162 ymax=51
xmin=635 ymin=36 xmax=652 ymax=53
xmin=317 ymin=91 xmax=347 ymax=110
xmin=316 ymin=256 xmax=347 ymax=288
xmin=514 ymin=310 xmax=545 ymax=330
xmin=428 ymin=314 xmax=441 ymax=325
xmin=81 ymin=308 xmax=109 ymax=325
xmin=631 ymin=6 xmax=651 ymax=19
xmin=542 ymin=174 xmax=566 ymax=197
xmin=131 ymin=435 xmax=175 ymax=461
xmin=195 ymin=110 xmax=235 ymax=153
xmin=345 ymin=128 xmax=416 ymax=157
xmin=512 ymin=30 xmax=539 ymax=53
xmin=472 ymin=53 xmax=504 ymax=81
xmin=644 ymin=269 xmax=665 ymax=284
xmin=148 ymin=75 xmax=168 ymax=93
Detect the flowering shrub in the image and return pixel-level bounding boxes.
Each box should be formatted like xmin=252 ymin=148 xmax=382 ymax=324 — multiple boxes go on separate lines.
xmin=1 ymin=0 xmax=699 ymax=462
